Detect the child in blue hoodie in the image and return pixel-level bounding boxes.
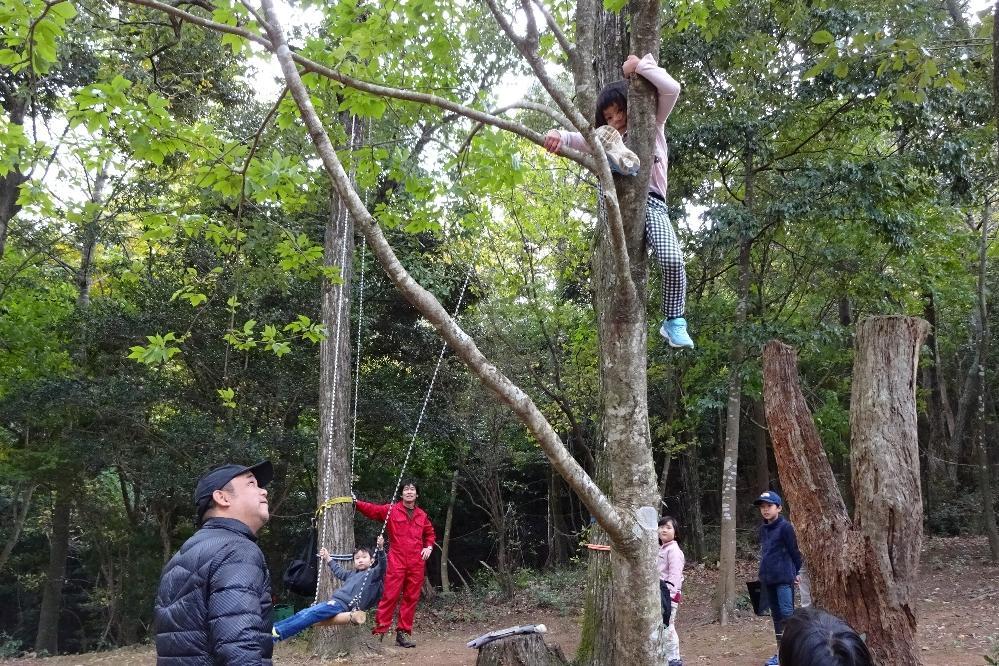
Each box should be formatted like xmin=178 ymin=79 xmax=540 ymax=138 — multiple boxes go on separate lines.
xmin=753 ymin=491 xmax=802 ymax=666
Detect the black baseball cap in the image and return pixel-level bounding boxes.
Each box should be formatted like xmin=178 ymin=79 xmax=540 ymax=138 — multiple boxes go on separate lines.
xmin=194 ymin=460 xmax=273 ymax=524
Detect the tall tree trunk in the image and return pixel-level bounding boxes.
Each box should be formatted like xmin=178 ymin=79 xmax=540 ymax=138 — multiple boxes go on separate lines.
xmin=35 ymin=487 xmax=72 ymax=655
xmin=575 ymin=1 xmax=666 ymax=661
xmin=0 ymin=95 xmax=27 ymax=259
xmin=313 ymin=119 xmax=362 ymax=655
xmin=717 ymin=144 xmax=754 ymax=624
xmin=973 ymin=204 xmax=999 ymax=559
xmin=440 ymin=469 xmax=459 ymax=594
xmin=0 ymin=483 xmax=35 ymax=571
xmin=680 ymin=446 xmax=705 ymax=560
xmin=657 ymin=452 xmax=672 ymax=508
xmin=576 ymin=451 xmax=616 ymax=666
xmin=921 ymin=291 xmax=952 ymax=485
xmin=762 ymin=316 xmax=929 ymax=665
xmin=752 ymin=398 xmax=770 ymax=494
xmin=546 ymin=468 xmax=573 ymax=568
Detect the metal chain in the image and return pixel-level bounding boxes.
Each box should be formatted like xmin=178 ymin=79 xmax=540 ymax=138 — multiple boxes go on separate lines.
xmin=345 ymin=263 xmax=475 ymax=609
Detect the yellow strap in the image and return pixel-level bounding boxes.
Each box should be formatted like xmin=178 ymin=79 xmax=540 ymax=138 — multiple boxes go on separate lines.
xmin=315 ymin=496 xmax=354 ymax=516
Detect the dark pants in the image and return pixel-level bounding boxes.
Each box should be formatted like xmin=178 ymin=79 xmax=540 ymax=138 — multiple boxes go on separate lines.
xmin=274 ymin=599 xmax=347 ymax=640
xmin=659 ymin=580 xmax=673 ymax=625
xmin=765 ymin=583 xmax=794 ymax=640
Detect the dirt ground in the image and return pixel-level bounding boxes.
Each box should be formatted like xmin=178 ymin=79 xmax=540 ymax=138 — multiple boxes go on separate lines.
xmin=6 ymin=536 xmax=997 ymax=665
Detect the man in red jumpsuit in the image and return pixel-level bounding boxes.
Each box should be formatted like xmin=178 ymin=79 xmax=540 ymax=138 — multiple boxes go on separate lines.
xmin=355 ymin=481 xmax=435 ymax=648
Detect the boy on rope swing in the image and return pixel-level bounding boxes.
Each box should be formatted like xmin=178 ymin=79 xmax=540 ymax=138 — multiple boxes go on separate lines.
xmin=544 ymin=53 xmax=693 ymax=349
xmin=354 ymin=481 xmax=435 ymax=648
xmin=272 ymin=535 xmax=386 ymax=641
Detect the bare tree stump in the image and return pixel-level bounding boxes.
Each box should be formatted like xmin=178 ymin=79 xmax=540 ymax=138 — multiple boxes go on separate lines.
xmin=762 ymin=315 xmax=929 ymax=666
xmin=475 ymin=633 xmax=569 ymax=666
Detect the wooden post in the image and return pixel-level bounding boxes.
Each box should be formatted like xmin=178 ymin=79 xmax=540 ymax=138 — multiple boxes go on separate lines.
xmin=762 ymin=315 xmax=929 ymax=665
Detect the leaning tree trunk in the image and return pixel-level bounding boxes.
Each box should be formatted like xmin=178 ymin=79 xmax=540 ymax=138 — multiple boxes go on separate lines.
xmin=313 ymin=115 xmax=365 ymax=656
xmin=762 ymin=316 xmax=929 ymax=665
xmin=35 ymin=487 xmax=72 ymax=655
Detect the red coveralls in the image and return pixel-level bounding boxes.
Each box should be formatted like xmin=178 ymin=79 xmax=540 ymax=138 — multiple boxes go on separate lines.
xmin=355 ymin=500 xmax=436 ymax=634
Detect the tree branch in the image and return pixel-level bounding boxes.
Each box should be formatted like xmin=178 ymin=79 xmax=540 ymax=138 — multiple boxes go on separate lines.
xmin=121 ymin=0 xmax=596 ymax=169
xmin=257 ymin=0 xmax=630 ymax=545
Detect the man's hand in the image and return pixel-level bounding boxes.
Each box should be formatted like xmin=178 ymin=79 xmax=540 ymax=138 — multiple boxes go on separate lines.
xmin=319 ymin=547 xmax=331 ymax=563
xmin=376 ymin=535 xmax=385 ymax=550
xmin=795 ymin=575 xmax=801 ymax=586
xmin=420 ymin=546 xmax=432 ymax=561
xmin=622 ymin=54 xmax=641 ymax=77
xmin=543 ymin=129 xmax=562 ymax=153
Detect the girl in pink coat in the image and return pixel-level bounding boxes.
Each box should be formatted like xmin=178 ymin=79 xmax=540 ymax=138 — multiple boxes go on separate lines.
xmin=658 ymin=516 xmax=685 ymax=666
xmin=544 ymin=54 xmax=693 ymax=349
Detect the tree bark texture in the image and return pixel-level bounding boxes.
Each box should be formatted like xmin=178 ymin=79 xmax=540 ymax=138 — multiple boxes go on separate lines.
xmin=680 ymin=448 xmax=705 ymax=560
xmin=475 ymin=633 xmax=568 ymax=666
xmin=762 ymin=316 xmax=930 ymax=666
xmin=718 ymin=145 xmax=754 ymax=624
xmin=35 ymin=488 xmax=72 ymax=655
xmin=752 ymin=398 xmax=770 ymax=495
xmin=0 ymin=95 xmax=27 ymax=259
xmin=312 ymin=136 xmax=362 ymax=656
xmin=441 ymin=469 xmax=459 ymax=594
xmin=973 ymin=204 xmax=999 ymax=559
xmin=0 ymin=483 xmax=35 ymax=571
xmin=576 ymin=523 xmax=615 ymax=666
xmin=546 ymin=468 xmax=573 ymax=568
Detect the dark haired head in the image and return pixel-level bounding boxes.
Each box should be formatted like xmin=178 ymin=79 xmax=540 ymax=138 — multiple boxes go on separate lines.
xmin=595 ymin=80 xmax=629 ymax=127
xmin=354 ymin=545 xmax=372 ymax=558
xmin=400 ymin=480 xmax=419 ymax=495
xmin=658 ymin=516 xmax=678 ymax=529
xmin=779 ymin=607 xmax=873 ymax=666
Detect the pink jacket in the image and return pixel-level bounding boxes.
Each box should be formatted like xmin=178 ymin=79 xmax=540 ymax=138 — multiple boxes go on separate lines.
xmin=557 ymin=53 xmax=681 ymax=198
xmin=657 ymin=540 xmax=685 ymax=593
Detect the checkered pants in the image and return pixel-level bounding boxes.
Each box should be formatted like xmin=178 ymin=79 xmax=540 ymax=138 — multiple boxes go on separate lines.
xmin=599 ymin=191 xmax=687 ymax=318
xmin=645 ymin=195 xmax=686 ymax=318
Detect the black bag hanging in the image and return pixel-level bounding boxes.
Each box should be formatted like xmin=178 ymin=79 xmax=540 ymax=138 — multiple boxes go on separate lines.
xmin=283 ymin=528 xmax=318 ymax=596
xmin=659 ymin=580 xmax=673 ymax=626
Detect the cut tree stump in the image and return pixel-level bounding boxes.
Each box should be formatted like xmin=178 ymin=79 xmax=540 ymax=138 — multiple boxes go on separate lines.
xmin=762 ymin=315 xmax=929 ymax=666
xmin=474 ymin=633 xmax=568 ymax=666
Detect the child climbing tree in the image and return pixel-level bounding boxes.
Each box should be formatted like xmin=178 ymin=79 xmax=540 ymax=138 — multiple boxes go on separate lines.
xmin=118 ymin=0 xmax=677 ymax=662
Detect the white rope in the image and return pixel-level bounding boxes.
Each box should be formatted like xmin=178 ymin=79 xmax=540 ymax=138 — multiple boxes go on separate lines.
xmin=350 ymin=236 xmax=367 ymax=485
xmin=344 ymin=263 xmax=475 ymax=610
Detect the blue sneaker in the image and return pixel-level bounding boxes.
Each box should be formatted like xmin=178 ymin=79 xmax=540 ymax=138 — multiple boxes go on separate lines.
xmin=595 ymin=125 xmax=640 ymax=176
xmin=764 ymin=656 xmax=779 ymax=666
xmin=659 ymin=317 xmax=694 ymax=349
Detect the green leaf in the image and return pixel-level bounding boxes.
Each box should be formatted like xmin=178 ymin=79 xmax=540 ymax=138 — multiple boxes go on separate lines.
xmin=811 ymin=30 xmax=835 ymax=44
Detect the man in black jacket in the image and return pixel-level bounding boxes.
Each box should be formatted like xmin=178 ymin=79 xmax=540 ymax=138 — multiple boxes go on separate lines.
xmin=154 ymin=460 xmax=274 ymax=665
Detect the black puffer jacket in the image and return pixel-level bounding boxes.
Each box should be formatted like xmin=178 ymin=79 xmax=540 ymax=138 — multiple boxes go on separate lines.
xmin=154 ymin=518 xmax=273 ymax=665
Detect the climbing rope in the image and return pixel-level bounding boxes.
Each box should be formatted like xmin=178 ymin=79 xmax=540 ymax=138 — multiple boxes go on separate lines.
xmin=343 ymin=261 xmax=476 ymax=610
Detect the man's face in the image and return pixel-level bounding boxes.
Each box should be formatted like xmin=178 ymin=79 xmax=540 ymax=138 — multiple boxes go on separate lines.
xmin=401 ymin=484 xmax=418 ymax=505
xmin=353 ymin=550 xmax=373 ymax=571
xmin=214 ymin=471 xmax=269 ymax=532
xmin=758 ymin=502 xmax=781 ymax=522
